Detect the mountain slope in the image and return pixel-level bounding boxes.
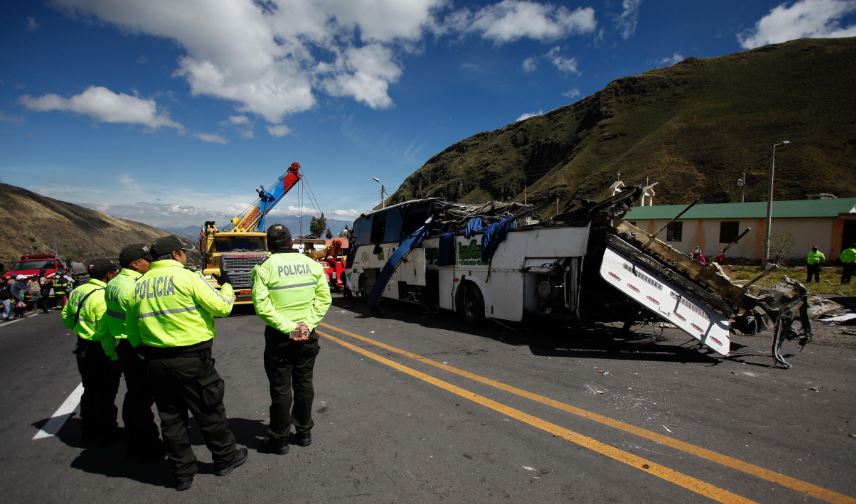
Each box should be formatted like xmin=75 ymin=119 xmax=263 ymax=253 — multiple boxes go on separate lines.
xmin=390 ymin=37 xmax=856 ymax=214
xmin=0 ymin=183 xmax=170 ymax=264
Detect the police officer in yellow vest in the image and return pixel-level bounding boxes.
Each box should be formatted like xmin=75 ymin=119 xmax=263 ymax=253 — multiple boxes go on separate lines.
xmin=100 ymin=243 xmax=163 ymax=458
xmin=126 ymin=236 xmax=247 ymax=491
xmin=251 ymin=224 xmax=331 ymax=454
xmin=61 ymin=258 xmax=121 ymax=444
xmin=806 ymin=246 xmax=826 ymax=283
xmin=841 ymin=243 xmax=856 ymax=284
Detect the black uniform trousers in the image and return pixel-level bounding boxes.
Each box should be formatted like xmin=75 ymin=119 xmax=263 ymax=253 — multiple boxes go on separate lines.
xmin=74 ymin=338 xmax=121 ymax=441
xmin=841 ymin=263 xmax=854 ymax=284
xmin=115 ymin=339 xmax=161 ymax=453
xmin=145 ymin=345 xmax=240 ymax=482
xmin=807 ymin=264 xmax=821 ymax=283
xmin=264 ymin=326 xmax=320 ymax=440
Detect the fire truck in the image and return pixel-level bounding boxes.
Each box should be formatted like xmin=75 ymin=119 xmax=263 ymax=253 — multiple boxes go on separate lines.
xmin=200 ymin=162 xmax=302 ymax=304
xmin=3 ymin=253 xmax=68 ymax=281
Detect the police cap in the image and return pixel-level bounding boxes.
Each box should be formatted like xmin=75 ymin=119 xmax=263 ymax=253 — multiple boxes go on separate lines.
xmin=89 ymin=258 xmax=119 ymax=280
xmin=150 ymin=235 xmax=185 ymax=259
xmin=119 ymin=243 xmax=153 ymax=267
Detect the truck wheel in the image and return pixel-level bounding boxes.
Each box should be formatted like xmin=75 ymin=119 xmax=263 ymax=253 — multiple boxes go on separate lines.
xmin=457 ymin=282 xmax=485 ymax=324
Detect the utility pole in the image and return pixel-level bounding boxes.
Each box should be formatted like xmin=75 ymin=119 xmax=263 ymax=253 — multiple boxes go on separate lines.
xmin=372 ymin=177 xmax=386 ymax=208
xmin=763 ymin=140 xmax=790 ymax=268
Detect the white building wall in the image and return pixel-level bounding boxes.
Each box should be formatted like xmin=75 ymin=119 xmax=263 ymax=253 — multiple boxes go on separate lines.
xmin=631 ymin=218 xmax=835 ymax=262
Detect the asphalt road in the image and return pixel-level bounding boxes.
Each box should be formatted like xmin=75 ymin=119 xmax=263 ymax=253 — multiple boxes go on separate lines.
xmin=0 ymin=297 xmax=854 ymax=503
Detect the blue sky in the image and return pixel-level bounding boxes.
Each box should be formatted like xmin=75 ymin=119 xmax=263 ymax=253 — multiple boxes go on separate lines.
xmin=2 ymin=0 xmax=855 ymax=229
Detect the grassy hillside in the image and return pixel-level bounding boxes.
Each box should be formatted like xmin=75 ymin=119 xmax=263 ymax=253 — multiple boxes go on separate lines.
xmin=390 ymin=38 xmax=856 ymax=216
xmin=0 ymin=183 xmax=170 ymax=265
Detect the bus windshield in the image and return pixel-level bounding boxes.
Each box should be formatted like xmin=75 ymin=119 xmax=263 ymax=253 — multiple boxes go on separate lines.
xmin=213 ymin=237 xmax=266 ymax=252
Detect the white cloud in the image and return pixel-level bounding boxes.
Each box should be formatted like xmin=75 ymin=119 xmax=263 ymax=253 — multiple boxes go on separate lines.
xmin=657 ymin=52 xmax=684 ymax=65
xmin=615 ymin=0 xmax=642 ymax=40
xmin=738 ymin=0 xmax=856 ymax=49
xmin=51 ymin=1 xmax=600 ymax=127
xmin=227 ymin=115 xmax=251 ymax=126
xmin=522 ymin=56 xmax=538 ymax=72
xmin=27 ymin=16 xmax=40 ymax=32
xmin=320 ymin=44 xmax=402 ymax=109
xmin=20 ymin=86 xmax=182 ymax=130
xmin=562 ymin=88 xmax=580 ymax=98
xmin=547 ymin=47 xmax=579 ymax=74
xmin=0 ymin=111 xmax=23 ymax=124
xmin=332 ymin=208 xmax=361 ymax=219
xmin=516 ymin=110 xmax=544 ymax=121
xmin=193 ymin=132 xmax=228 ymax=144
xmin=461 ymin=1 xmax=597 ymax=44
xmin=119 ymin=173 xmax=142 ymax=192
xmin=267 ymin=124 xmax=291 ymax=137
xmin=54 ymin=0 xmax=447 ymax=124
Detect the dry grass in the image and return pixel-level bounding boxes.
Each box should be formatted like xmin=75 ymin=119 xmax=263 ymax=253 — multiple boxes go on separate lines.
xmin=724 ymin=264 xmax=856 ymax=297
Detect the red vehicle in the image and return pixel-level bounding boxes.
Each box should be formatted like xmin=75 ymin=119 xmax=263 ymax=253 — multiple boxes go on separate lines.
xmin=3 ymin=253 xmax=68 ymax=281
xmin=308 ymin=239 xmax=348 ymax=292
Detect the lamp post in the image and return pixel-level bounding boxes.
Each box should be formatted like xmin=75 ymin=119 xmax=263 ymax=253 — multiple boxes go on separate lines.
xmin=371 ymin=177 xmax=386 ymax=209
xmin=763 ymin=140 xmax=790 ymax=268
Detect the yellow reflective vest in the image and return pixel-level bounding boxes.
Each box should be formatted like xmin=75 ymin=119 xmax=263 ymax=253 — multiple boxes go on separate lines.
xmin=61 ymin=278 xmax=116 ymax=360
xmin=126 ymin=260 xmax=235 ymax=348
xmin=807 ymin=250 xmax=826 ymax=265
xmin=841 ymin=247 xmax=856 ymax=264
xmin=251 ymin=250 xmax=331 ymax=334
xmin=103 ymin=268 xmax=142 ymax=346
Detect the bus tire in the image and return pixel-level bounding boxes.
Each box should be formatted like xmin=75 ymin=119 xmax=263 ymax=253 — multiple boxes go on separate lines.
xmin=457 ymin=281 xmax=485 ymax=324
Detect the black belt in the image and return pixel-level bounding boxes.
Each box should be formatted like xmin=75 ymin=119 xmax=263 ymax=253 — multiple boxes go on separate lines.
xmin=142 ymin=340 xmax=213 ymax=360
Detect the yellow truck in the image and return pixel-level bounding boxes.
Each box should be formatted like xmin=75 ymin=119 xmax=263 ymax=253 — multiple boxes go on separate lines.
xmin=200 ymin=162 xmax=302 ymax=304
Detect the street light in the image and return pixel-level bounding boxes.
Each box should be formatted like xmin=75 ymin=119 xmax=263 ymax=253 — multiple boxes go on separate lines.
xmin=763 ymin=140 xmax=790 ymax=268
xmin=372 ymin=177 xmax=386 ymax=209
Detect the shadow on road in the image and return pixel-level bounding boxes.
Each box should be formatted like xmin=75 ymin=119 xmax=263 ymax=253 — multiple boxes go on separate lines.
xmin=34 ymin=414 xmax=269 ymax=485
xmin=32 ymin=416 xmax=169 ymax=487
xmin=332 ymin=296 xmax=722 ymax=365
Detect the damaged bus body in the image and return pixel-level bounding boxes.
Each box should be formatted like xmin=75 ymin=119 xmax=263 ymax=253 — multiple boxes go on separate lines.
xmin=346 ymin=187 xmax=810 ymax=367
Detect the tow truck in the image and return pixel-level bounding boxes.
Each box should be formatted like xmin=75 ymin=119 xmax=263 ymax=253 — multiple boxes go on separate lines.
xmin=200 ymin=162 xmax=302 ymax=304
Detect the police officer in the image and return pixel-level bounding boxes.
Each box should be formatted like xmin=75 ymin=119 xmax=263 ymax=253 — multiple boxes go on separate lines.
xmin=806 ymin=246 xmax=826 ymax=283
xmin=126 ymin=236 xmax=247 ymax=491
xmin=61 ymin=258 xmax=121 ymax=444
xmin=102 ymin=243 xmax=163 ymax=458
xmin=841 ymin=243 xmax=856 ymax=284
xmin=251 ymin=224 xmax=331 ymax=454
xmin=52 ymin=272 xmax=70 ymax=309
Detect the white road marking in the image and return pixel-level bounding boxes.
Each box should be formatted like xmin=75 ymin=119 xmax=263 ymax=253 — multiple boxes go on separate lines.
xmin=0 ymin=312 xmax=38 ymax=328
xmin=33 ymin=383 xmax=84 ymax=440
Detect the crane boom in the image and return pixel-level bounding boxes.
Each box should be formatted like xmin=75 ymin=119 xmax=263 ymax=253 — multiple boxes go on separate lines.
xmin=228 ymin=161 xmax=302 ymax=232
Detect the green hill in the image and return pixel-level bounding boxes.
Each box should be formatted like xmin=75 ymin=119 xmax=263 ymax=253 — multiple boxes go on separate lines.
xmin=389 ymin=38 xmax=856 ymax=216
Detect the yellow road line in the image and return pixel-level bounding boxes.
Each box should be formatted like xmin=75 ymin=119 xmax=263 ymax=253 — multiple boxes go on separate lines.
xmin=318 ymin=329 xmax=755 ymax=504
xmin=320 ymin=322 xmax=856 ymax=504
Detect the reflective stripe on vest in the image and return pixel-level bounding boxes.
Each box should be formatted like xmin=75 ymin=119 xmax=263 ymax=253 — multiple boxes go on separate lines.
xmin=138 ymin=306 xmax=198 ymax=319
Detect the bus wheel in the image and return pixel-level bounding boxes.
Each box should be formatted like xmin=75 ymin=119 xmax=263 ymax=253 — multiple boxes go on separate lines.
xmin=457 ymin=282 xmax=485 ymax=324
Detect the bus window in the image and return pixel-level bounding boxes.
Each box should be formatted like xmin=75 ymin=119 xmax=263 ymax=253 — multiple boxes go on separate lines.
xmin=402 ymin=202 xmax=432 ymax=236
xmin=383 ymin=209 xmax=403 ymax=243
xmin=352 ymin=215 xmax=372 ymax=246
xmin=370 ymin=212 xmax=387 ymax=243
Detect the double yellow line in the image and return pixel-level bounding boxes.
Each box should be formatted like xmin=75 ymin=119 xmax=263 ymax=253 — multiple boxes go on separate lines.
xmin=318 ymin=322 xmax=854 ymax=504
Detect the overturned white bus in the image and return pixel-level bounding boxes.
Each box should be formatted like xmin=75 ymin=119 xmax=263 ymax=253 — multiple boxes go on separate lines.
xmin=345 ymin=187 xmax=810 ymax=367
